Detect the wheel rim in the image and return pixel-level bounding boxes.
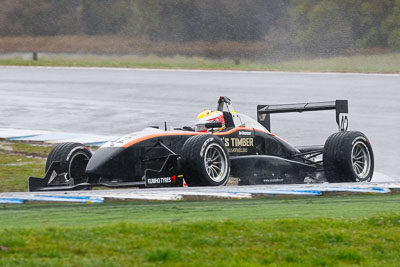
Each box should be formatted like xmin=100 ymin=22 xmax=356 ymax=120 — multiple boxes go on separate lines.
xmin=351 ymin=141 xmax=371 ymax=179
xmin=69 ymin=152 xmax=90 ymax=184
xmin=204 ymin=144 xmax=228 ymax=183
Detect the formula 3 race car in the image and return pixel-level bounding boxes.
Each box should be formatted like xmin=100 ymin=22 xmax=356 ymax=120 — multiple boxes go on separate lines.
xmin=28 ymin=96 xmax=374 ymax=191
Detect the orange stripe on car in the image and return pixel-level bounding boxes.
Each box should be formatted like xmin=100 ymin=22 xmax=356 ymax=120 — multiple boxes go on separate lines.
xmin=122 ymin=132 xmax=202 ymax=148
xmin=122 ymin=127 xmax=274 ymax=148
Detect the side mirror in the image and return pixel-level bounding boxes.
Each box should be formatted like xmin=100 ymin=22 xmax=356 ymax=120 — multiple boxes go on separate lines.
xmin=205 ymin=121 xmax=222 ymax=129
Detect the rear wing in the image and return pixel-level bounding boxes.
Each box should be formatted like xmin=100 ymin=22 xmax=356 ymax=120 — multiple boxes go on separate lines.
xmin=257 ymin=100 xmax=349 ymax=132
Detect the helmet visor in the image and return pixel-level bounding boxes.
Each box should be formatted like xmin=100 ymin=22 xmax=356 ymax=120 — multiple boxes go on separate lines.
xmin=195 ymin=123 xmax=207 ymax=132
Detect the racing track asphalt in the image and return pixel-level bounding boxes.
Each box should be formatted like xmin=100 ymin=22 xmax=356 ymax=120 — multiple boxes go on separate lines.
xmin=0 ymin=66 xmax=399 ymax=179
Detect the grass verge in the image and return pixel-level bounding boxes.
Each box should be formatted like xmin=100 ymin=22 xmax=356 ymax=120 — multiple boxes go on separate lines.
xmin=0 ymin=140 xmax=51 ymax=192
xmin=1 ymin=195 xmax=400 ymax=228
xmin=1 ymin=53 xmax=400 ymax=73
xmin=0 ymin=195 xmax=400 ymax=266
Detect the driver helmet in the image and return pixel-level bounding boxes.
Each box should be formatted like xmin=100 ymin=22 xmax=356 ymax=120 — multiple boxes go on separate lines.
xmin=195 ymin=110 xmax=226 ymax=132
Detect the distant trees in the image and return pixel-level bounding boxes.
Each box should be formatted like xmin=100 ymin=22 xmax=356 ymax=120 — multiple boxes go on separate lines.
xmin=81 ymin=0 xmax=131 ymax=35
xmin=0 ymin=0 xmax=289 ymax=41
xmin=0 ymin=0 xmax=400 ymax=55
xmin=0 ymin=0 xmax=83 ymax=35
xmin=386 ymin=0 xmax=400 ymax=50
xmin=287 ymin=1 xmax=354 ymax=56
xmin=266 ymin=0 xmax=400 ymax=55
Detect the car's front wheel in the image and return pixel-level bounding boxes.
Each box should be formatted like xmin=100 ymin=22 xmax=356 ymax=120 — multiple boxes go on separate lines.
xmin=46 ymin=142 xmax=92 ymax=185
xmin=181 ymin=134 xmax=230 ymax=186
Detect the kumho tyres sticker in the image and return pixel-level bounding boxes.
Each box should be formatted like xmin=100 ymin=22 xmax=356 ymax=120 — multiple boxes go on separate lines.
xmin=145 ymin=176 xmax=178 ymax=188
xmin=147 ymin=177 xmax=172 ymax=184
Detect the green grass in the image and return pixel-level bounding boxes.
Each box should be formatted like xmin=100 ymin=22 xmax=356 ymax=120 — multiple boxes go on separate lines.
xmin=0 ymin=152 xmax=45 ymax=192
xmin=1 ymin=195 xmax=400 ymax=228
xmin=1 ymin=215 xmax=400 ymax=266
xmin=0 ymin=141 xmax=49 ymax=192
xmin=1 ymin=53 xmax=400 ymax=73
xmin=6 ymin=142 xmax=52 ymax=157
xmin=277 ymin=53 xmax=400 ymax=73
xmin=1 ymin=195 xmax=400 ymax=266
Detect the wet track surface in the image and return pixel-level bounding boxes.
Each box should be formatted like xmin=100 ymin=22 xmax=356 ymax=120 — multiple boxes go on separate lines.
xmin=0 ymin=66 xmax=399 ymax=179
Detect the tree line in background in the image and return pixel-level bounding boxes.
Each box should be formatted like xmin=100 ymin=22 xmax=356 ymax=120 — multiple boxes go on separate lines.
xmin=0 ymin=0 xmax=399 ymax=57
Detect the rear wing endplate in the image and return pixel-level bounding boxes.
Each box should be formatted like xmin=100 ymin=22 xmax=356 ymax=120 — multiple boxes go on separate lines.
xmin=257 ymin=100 xmax=349 ymax=132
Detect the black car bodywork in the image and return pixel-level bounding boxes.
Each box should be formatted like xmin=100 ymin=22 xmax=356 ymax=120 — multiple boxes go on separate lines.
xmin=28 ymin=96 xmax=373 ymax=191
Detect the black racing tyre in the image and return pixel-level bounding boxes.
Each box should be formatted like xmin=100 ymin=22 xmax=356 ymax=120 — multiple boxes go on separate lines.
xmin=323 ymin=131 xmax=374 ymax=183
xmin=46 ymin=142 xmax=92 ymax=184
xmin=182 ymin=134 xmax=230 ymax=186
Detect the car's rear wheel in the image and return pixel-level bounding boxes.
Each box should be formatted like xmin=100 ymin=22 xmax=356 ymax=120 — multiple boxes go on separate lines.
xmin=46 ymin=142 xmax=92 ymax=185
xmin=323 ymin=131 xmax=374 ymax=182
xmin=182 ymin=134 xmax=230 ymax=186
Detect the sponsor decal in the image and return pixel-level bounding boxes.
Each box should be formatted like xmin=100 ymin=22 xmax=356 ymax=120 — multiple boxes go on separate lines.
xmin=238 ymin=131 xmax=252 ymax=136
xmin=146 ymin=175 xmax=184 ymax=187
xmin=106 ymin=135 xmax=135 ymax=147
xmin=222 ymin=137 xmax=254 ymax=148
xmin=200 ymin=137 xmax=214 ymax=157
xmin=147 ymin=177 xmax=172 ymax=184
xmin=224 ymin=138 xmax=229 ymax=147
xmin=228 ymin=148 xmax=248 ymax=153
xmin=263 ymin=178 xmax=284 ymax=183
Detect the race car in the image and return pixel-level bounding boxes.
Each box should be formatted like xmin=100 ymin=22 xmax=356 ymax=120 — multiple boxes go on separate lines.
xmin=28 ymin=96 xmax=374 ymax=191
